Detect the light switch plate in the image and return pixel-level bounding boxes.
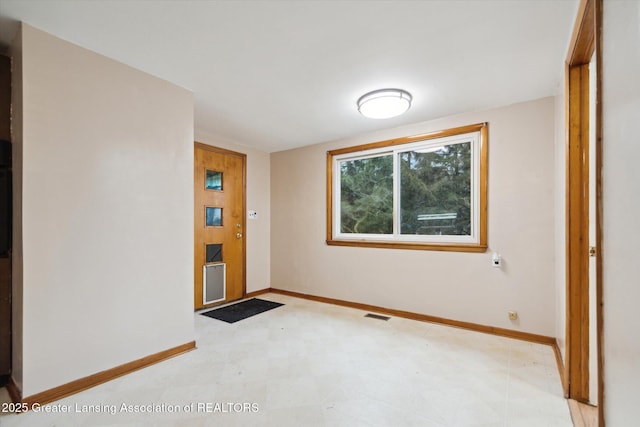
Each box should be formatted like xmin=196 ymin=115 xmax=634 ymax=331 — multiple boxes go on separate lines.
xmin=248 ymin=210 xmax=257 ymax=219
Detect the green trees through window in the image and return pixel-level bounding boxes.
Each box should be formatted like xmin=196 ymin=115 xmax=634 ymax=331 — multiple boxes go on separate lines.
xmin=340 ymin=155 xmax=393 ymax=234
xmin=399 ymin=142 xmax=471 ymax=236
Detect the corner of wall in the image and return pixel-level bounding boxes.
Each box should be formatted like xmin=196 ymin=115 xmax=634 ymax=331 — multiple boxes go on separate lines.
xmin=9 ymin=22 xmax=24 ymax=394
xmin=554 ymin=86 xmax=567 ymax=364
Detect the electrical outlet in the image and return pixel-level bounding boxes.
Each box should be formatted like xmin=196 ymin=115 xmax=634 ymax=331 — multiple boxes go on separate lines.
xmin=508 ymin=311 xmax=518 ymax=321
xmin=491 ymin=252 xmax=501 ymax=268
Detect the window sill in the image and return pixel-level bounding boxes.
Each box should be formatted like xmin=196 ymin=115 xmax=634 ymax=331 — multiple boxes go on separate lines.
xmin=326 ymin=239 xmax=488 ymax=253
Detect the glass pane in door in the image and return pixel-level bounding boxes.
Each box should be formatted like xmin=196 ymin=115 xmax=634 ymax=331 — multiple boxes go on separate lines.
xmin=205 ymin=170 xmax=223 ymax=190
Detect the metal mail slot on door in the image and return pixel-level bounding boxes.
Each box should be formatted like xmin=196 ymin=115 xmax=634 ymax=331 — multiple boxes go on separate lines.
xmin=203 ymin=263 xmax=225 ymax=305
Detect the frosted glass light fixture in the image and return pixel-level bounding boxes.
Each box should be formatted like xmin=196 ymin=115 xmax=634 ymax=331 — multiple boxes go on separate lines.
xmin=357 ymin=88 xmax=412 ymax=119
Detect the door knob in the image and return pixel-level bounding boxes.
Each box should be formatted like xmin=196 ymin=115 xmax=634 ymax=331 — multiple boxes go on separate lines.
xmin=236 ymin=232 xmax=243 ymax=239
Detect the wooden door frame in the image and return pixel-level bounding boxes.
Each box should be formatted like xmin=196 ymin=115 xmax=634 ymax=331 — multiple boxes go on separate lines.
xmin=564 ymin=0 xmax=603 ymax=422
xmin=194 ymin=142 xmax=247 ymax=302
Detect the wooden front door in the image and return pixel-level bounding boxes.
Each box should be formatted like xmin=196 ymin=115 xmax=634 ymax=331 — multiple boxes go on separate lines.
xmin=194 ymin=143 xmax=246 ymax=310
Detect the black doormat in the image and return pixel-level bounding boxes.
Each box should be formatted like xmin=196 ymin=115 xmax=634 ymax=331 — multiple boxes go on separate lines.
xmin=201 ymin=298 xmax=284 ymax=324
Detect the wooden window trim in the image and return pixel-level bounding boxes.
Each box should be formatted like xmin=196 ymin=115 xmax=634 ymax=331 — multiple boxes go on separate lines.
xmin=326 ymin=123 xmax=488 ymax=252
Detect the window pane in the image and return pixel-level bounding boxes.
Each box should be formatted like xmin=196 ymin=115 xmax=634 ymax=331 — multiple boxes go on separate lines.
xmin=206 ymin=207 xmax=222 ymax=227
xmin=205 ymin=170 xmax=222 ymax=190
xmin=340 ymin=155 xmax=393 ymax=234
xmin=400 ymin=142 xmax=471 ymax=236
xmin=206 ymin=243 xmax=222 ymax=263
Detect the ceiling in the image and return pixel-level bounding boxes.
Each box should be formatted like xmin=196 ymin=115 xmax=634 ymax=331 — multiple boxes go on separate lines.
xmin=0 ymin=0 xmax=578 ymax=153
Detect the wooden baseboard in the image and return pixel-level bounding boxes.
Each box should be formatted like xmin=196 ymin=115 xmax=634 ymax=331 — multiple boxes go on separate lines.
xmin=245 ymin=288 xmax=271 ymax=298
xmin=6 ymin=376 xmax=21 ymax=403
xmin=269 ymin=288 xmax=556 ymax=346
xmin=554 ymin=339 xmax=569 ymax=397
xmin=20 ymin=341 xmax=196 ymax=406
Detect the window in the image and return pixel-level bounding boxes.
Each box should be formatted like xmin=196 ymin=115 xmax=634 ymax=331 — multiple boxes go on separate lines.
xmin=205 ymin=243 xmax=223 ymax=263
xmin=205 ymin=170 xmax=223 ymax=190
xmin=205 ymin=207 xmax=223 ymax=227
xmin=327 ymin=123 xmax=487 ymax=252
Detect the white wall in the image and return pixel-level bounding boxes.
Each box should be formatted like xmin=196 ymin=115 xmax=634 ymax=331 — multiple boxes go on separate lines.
xmin=9 ymin=24 xmax=24 ymax=392
xmin=194 ymin=132 xmax=271 ymax=293
xmin=12 ymin=24 xmax=195 ymax=396
xmin=602 ymin=1 xmax=640 ymax=424
xmin=554 ymin=84 xmax=567 ymax=362
xmin=271 ymin=97 xmax=557 ymax=336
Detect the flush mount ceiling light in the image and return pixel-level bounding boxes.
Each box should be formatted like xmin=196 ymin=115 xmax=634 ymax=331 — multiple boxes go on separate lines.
xmin=357 ymin=88 xmax=412 ymax=119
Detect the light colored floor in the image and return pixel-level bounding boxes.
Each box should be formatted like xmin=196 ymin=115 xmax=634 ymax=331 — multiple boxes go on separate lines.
xmin=0 ymin=293 xmax=572 ymax=426
xmin=568 ymin=399 xmax=598 ymax=427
